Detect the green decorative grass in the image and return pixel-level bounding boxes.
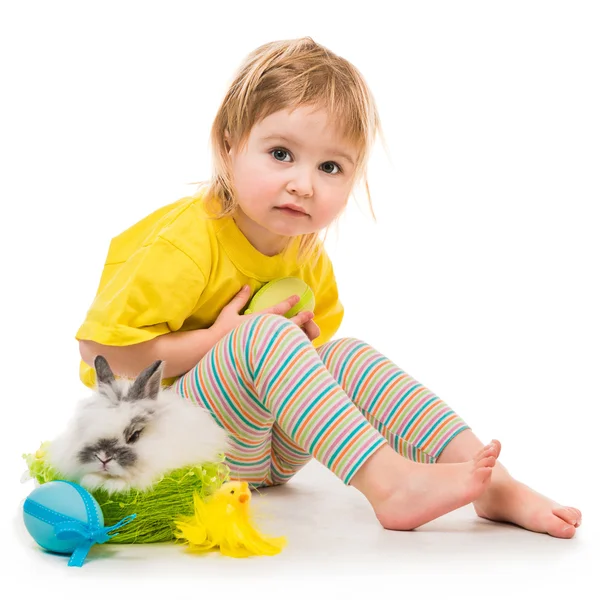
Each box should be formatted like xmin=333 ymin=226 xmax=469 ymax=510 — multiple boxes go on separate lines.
xmin=23 ymin=442 xmax=230 ymax=544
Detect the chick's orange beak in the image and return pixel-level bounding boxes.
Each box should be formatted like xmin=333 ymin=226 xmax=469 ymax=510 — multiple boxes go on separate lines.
xmin=238 ymin=493 xmax=249 ymax=503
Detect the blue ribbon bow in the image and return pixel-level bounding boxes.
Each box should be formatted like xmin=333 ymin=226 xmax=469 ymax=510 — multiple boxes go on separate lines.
xmin=24 ymin=482 xmax=136 ymax=567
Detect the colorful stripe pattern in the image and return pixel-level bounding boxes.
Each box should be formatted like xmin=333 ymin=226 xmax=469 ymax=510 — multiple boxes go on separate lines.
xmin=175 ymin=314 xmax=469 ymax=487
xmin=316 ymin=338 xmax=469 ymax=463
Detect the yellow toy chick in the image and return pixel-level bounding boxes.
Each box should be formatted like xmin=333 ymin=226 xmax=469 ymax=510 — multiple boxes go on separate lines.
xmin=174 ymin=481 xmax=286 ymax=558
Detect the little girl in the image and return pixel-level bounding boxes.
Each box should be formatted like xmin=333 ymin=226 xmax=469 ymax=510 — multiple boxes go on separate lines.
xmin=76 ymin=37 xmax=581 ymax=537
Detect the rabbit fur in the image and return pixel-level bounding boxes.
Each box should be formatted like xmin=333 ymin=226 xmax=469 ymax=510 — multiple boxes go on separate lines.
xmin=48 ymin=356 xmax=229 ymax=494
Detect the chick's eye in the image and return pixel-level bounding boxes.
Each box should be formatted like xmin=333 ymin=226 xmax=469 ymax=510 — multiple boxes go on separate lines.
xmin=271 ymin=148 xmax=291 ymax=162
xmin=127 ymin=430 xmax=141 ymax=444
xmin=230 ymin=490 xmax=235 ymax=495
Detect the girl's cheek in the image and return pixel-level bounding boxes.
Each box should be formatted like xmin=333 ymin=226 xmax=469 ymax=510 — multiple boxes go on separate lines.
xmin=243 ymin=177 xmax=279 ymax=207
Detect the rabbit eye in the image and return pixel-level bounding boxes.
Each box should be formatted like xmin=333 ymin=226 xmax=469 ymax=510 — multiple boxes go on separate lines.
xmin=127 ymin=430 xmax=142 ymax=444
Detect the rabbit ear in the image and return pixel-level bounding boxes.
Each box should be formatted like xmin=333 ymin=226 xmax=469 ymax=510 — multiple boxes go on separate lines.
xmin=94 ymin=355 xmax=116 ymax=387
xmin=127 ymin=360 xmax=163 ymax=401
xmin=94 ymin=355 xmax=121 ymax=402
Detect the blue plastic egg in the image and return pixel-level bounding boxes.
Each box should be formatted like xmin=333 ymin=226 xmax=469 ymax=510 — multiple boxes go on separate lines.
xmin=23 ymin=480 xmax=104 ymax=554
xmin=22 ymin=480 xmax=136 ymax=567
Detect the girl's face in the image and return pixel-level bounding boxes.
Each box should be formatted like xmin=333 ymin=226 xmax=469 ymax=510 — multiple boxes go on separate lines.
xmin=227 ymin=105 xmax=359 ymax=256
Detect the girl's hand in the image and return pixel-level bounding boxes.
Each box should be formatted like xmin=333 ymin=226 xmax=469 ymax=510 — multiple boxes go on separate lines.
xmin=302 ymin=319 xmax=321 ymax=342
xmin=210 ymin=285 xmax=315 ymax=340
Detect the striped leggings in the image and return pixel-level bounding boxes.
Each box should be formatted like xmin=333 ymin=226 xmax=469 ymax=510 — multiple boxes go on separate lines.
xmin=174 ymin=314 xmax=469 ymax=488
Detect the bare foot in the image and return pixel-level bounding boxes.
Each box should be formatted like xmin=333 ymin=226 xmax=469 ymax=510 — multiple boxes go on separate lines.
xmin=473 ymin=478 xmax=582 ymax=539
xmin=359 ymin=440 xmax=501 ymax=531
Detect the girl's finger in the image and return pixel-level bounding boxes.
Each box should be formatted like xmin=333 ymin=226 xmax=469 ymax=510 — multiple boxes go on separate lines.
xmin=290 ymin=311 xmax=314 ymax=326
xmin=303 ymin=319 xmax=320 ymax=341
xmin=228 ymin=285 xmax=252 ymax=314
xmin=261 ymin=295 xmax=300 ymax=315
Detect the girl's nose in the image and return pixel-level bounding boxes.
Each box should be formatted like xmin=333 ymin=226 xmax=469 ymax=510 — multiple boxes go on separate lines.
xmin=286 ymin=169 xmax=314 ymax=197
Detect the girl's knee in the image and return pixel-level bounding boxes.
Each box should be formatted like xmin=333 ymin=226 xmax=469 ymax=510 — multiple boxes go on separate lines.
xmin=316 ymin=337 xmax=373 ymax=367
xmin=319 ymin=336 xmax=365 ymax=352
xmin=238 ymin=313 xmax=310 ymax=367
xmin=337 ymin=336 xmax=364 ymax=346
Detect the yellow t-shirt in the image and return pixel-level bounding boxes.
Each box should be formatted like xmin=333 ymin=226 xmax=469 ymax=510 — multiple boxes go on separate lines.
xmin=76 ymin=192 xmax=344 ymax=388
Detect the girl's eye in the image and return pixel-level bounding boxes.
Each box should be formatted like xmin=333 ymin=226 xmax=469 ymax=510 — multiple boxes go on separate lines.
xmin=270 ymin=148 xmax=342 ymax=175
xmin=322 ymin=161 xmax=341 ymax=175
xmin=271 ymin=148 xmax=291 ymax=162
xmin=127 ymin=430 xmax=141 ymax=444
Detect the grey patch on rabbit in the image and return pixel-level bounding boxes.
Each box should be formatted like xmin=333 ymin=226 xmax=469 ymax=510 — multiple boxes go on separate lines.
xmin=123 ymin=414 xmax=151 ymax=444
xmin=77 ymin=437 xmax=137 ymax=468
xmin=47 ymin=355 xmax=230 ymax=494
xmin=124 ymin=414 xmax=149 ymax=436
xmin=124 ymin=360 xmax=162 ymax=402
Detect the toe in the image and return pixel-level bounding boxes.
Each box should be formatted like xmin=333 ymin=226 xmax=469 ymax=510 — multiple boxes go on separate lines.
xmin=569 ymin=507 xmax=582 ymax=526
xmin=559 ymin=525 xmax=576 ymax=538
xmin=475 ymin=444 xmax=493 ymax=460
xmin=474 ymin=465 xmax=493 ymax=485
xmin=479 ymin=456 xmax=497 ymax=468
xmin=478 ymin=440 xmax=501 ymax=461
xmin=556 ymin=522 xmax=577 ymax=538
xmin=490 ymin=439 xmax=502 ymax=458
xmin=552 ymin=506 xmax=581 ymax=537
xmin=554 ymin=506 xmax=582 ymax=527
xmin=479 ymin=443 xmax=499 ymax=459
xmin=535 ymin=511 xmax=577 ymax=538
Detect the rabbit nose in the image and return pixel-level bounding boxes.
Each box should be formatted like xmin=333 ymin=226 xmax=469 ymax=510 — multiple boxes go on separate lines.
xmin=95 ymin=453 xmax=113 ymax=466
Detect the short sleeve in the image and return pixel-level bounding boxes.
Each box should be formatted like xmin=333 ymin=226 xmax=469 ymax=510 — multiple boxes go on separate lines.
xmin=76 ymin=236 xmax=206 ymax=346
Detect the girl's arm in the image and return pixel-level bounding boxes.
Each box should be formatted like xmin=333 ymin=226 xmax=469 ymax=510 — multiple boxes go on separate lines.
xmin=79 ymin=327 xmax=222 ymax=380
xmin=79 ymin=286 xmax=310 ymax=380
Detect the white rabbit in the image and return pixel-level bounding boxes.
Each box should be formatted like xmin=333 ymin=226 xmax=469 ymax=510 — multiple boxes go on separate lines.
xmin=48 ymin=356 xmax=229 ymax=494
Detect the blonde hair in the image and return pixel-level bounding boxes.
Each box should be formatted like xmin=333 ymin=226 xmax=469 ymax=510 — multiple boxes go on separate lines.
xmin=197 ymin=37 xmax=384 ymax=262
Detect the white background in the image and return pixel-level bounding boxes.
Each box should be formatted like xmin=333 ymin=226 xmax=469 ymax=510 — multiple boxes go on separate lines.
xmin=1 ymin=1 xmax=598 ymax=598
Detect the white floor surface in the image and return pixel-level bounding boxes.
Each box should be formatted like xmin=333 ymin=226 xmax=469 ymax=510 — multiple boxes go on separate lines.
xmin=8 ymin=459 xmax=597 ymax=600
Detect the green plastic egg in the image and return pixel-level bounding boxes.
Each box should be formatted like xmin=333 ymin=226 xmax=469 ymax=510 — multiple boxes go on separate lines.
xmin=245 ymin=277 xmax=315 ymax=318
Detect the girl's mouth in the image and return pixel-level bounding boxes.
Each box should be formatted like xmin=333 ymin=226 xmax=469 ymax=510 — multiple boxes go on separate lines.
xmin=275 ymin=206 xmax=309 ymax=217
